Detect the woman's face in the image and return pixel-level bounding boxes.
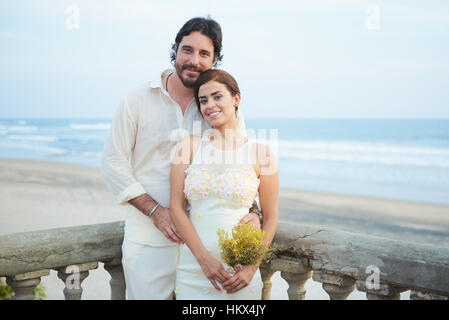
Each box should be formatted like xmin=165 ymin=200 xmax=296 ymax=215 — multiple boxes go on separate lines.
xmin=198 ymin=81 xmax=240 ymax=129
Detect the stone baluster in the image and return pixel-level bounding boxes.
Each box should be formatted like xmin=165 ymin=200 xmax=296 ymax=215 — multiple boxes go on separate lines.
xmin=356 ymin=279 xmax=407 ymax=300
xmin=410 ymin=290 xmax=449 ymax=300
xmin=104 ymin=258 xmax=126 ymax=300
xmin=6 ymin=269 xmax=50 ymax=300
xmin=312 ymin=270 xmax=355 ymax=300
xmin=259 ymin=263 xmax=276 ymax=300
xmin=57 ymin=262 xmax=98 ymax=300
xmin=274 ymin=258 xmax=312 ymax=300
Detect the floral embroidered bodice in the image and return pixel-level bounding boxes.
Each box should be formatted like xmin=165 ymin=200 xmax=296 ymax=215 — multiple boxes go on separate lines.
xmin=183 ymin=137 xmax=259 ymax=210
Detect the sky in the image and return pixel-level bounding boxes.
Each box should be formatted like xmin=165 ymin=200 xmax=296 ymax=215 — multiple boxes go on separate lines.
xmin=0 ymin=0 xmax=448 ymax=119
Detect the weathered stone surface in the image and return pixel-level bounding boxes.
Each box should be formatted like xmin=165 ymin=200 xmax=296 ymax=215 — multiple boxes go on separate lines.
xmin=0 ymin=221 xmax=124 ymax=276
xmin=13 ymin=269 xmax=50 ymax=281
xmin=273 ymin=221 xmax=449 ymax=296
xmin=259 ymin=264 xmax=276 ymax=300
xmin=104 ymin=262 xmax=126 ymax=300
xmin=313 ymin=270 xmax=356 ymax=300
xmin=269 ymin=257 xmax=310 ymax=274
xmin=322 ymin=283 xmax=355 ymax=300
xmin=57 ymin=268 xmax=90 ymax=300
xmin=1 ymin=219 xmax=449 ymax=299
xmin=280 ymin=270 xmax=312 ymax=300
xmin=6 ymin=277 xmax=41 ymax=300
xmin=312 ymin=270 xmax=355 ymax=287
xmin=356 ymin=280 xmax=407 ymax=300
xmin=60 ymin=262 xmax=98 ymax=273
xmin=410 ymin=290 xmax=449 ymax=300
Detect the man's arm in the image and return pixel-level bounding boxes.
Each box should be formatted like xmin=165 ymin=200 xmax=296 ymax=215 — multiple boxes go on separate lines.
xmin=128 ymin=194 xmax=183 ymax=244
xmin=128 ymin=193 xmax=158 ymax=216
xmin=100 ymin=97 xmax=182 ymax=243
xmin=101 ymin=97 xmax=146 ymax=205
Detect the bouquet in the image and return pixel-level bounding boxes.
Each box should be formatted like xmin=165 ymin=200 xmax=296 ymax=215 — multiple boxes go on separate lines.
xmin=217 ymin=222 xmax=276 ymax=276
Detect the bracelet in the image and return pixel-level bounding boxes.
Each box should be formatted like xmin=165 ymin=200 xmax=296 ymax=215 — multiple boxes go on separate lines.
xmin=251 ymin=208 xmax=263 ymax=224
xmin=148 ymin=203 xmax=160 ymax=217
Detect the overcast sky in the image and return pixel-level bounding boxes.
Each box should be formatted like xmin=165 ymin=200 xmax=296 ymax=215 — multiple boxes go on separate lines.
xmin=1 ymin=0 xmax=448 ymax=119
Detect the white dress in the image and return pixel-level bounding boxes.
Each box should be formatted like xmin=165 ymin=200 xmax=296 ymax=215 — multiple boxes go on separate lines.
xmin=175 ymin=137 xmax=263 ymax=300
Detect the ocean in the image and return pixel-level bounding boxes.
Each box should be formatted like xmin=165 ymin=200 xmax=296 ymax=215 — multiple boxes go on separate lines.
xmin=1 ymin=118 xmax=448 ymax=205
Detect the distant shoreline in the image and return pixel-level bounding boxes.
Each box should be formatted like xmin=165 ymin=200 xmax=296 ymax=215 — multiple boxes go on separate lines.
xmin=0 ymin=155 xmax=447 ymax=207
xmin=2 ymin=118 xmax=449 ymax=206
xmin=1 ymin=157 xmax=448 ymax=247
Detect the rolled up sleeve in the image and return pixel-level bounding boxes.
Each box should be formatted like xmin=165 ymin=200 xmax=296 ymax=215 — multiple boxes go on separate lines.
xmin=101 ymin=97 xmax=146 ymax=205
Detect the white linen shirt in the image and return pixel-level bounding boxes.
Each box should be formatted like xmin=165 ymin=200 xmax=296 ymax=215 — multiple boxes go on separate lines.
xmin=101 ymin=69 xmax=247 ymax=246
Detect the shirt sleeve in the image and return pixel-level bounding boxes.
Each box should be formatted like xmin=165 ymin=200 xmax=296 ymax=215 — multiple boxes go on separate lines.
xmin=100 ymin=97 xmax=146 ymax=205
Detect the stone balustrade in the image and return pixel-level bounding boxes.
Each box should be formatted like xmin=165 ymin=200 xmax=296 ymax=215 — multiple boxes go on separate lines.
xmin=0 ymin=222 xmax=125 ymax=300
xmin=1 ymin=220 xmax=448 ymax=300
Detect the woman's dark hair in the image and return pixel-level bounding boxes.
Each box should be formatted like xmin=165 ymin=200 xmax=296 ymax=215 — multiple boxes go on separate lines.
xmin=194 ymin=69 xmax=240 ymax=113
xmin=170 ymin=17 xmax=223 ymax=67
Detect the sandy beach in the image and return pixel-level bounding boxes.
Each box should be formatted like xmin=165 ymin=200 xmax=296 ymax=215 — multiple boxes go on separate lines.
xmin=1 ymin=158 xmax=448 ymax=299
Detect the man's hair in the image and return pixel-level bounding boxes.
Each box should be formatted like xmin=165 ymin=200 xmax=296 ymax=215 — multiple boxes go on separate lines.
xmin=170 ymin=17 xmax=223 ymax=67
xmin=194 ymin=69 xmax=240 ymax=113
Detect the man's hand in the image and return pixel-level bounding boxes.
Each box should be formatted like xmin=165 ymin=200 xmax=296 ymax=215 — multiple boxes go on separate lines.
xmin=150 ymin=206 xmax=184 ymax=244
xmin=238 ymin=212 xmax=261 ymax=229
xmin=128 ymin=194 xmax=184 ymax=244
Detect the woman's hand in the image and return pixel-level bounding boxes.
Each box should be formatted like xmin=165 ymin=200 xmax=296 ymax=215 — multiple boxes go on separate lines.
xmin=198 ymin=255 xmax=231 ymax=291
xmin=222 ymin=264 xmax=258 ymax=294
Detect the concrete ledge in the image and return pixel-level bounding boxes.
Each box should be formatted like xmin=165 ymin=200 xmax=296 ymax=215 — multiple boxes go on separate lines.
xmin=272 ymin=221 xmax=449 ymax=296
xmin=1 ymin=220 xmax=448 ymax=297
xmin=0 ymin=221 xmax=124 ymax=276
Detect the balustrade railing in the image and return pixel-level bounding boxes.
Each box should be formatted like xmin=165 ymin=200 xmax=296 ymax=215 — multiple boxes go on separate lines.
xmin=1 ymin=220 xmax=448 ymax=300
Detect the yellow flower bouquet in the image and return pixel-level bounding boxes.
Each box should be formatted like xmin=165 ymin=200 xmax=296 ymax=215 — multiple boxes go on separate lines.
xmin=217 ymin=222 xmax=276 ymax=275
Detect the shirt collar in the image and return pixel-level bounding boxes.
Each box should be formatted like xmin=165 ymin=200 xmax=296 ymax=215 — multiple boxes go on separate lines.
xmin=149 ymin=68 xmax=175 ymax=89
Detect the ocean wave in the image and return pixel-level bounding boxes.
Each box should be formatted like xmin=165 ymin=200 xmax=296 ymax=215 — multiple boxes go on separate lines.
xmin=278 ymin=140 xmax=449 ymax=156
xmin=277 ymin=140 xmax=449 ymax=168
xmin=69 ymin=123 xmax=111 ymax=130
xmin=72 ymin=151 xmax=102 ymax=157
xmin=8 ymin=135 xmax=58 ymax=142
xmin=7 ymin=125 xmax=38 ymax=132
xmin=279 ymin=151 xmax=449 ymax=168
xmin=0 ymin=141 xmax=67 ymax=155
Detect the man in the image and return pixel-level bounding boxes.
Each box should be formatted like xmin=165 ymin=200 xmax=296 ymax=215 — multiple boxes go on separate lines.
xmin=101 ymin=17 xmax=261 ymax=300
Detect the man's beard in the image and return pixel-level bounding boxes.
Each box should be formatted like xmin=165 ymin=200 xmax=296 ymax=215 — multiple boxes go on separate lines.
xmin=175 ymin=62 xmax=205 ymax=88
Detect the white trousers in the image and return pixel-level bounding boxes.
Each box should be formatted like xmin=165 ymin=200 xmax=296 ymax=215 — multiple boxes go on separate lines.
xmin=121 ymin=238 xmax=179 ymax=300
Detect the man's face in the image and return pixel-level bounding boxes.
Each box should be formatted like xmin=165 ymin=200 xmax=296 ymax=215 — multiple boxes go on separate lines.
xmin=174 ymin=31 xmax=217 ymax=88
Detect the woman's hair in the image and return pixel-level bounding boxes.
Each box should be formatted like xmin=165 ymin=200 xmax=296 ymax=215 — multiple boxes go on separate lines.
xmin=170 ymin=17 xmax=223 ymax=67
xmin=194 ymin=69 xmax=240 ymax=114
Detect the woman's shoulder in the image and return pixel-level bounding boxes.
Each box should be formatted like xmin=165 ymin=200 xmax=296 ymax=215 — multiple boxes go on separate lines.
xmin=249 ymin=141 xmax=278 ymax=174
xmin=177 ymin=134 xmax=202 ymax=164
xmin=249 ymin=141 xmax=275 ymax=156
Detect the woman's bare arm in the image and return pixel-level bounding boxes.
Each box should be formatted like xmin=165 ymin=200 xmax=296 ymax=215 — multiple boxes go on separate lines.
xmin=169 ymin=135 xmax=231 ymax=290
xmin=223 ymin=143 xmax=279 ymax=293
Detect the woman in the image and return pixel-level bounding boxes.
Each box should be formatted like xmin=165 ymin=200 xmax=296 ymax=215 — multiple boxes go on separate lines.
xmin=170 ymin=69 xmax=279 ymax=299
